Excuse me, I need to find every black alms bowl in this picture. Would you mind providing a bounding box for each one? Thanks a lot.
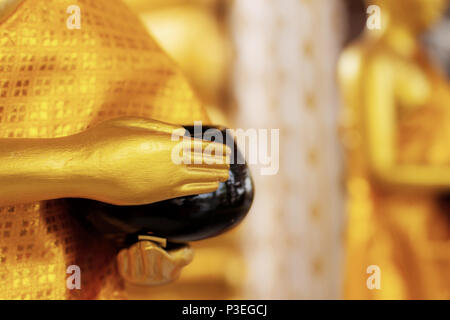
[66,125,254,247]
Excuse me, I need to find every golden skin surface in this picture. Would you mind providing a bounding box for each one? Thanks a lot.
[339,0,450,299]
[0,117,230,207]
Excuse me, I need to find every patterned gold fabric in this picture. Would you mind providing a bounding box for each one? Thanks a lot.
[0,0,207,299]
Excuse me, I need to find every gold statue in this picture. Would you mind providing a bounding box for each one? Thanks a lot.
[0,0,229,299]
[339,0,450,299]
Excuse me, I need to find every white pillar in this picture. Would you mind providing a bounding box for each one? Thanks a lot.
[231,0,347,299]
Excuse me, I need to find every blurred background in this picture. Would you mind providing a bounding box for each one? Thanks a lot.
[121,0,450,299]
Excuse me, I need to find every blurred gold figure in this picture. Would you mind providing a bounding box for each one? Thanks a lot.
[339,0,450,299]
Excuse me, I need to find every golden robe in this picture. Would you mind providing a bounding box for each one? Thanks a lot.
[0,0,208,299]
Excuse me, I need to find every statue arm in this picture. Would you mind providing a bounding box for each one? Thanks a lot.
[0,136,87,206]
[0,117,229,206]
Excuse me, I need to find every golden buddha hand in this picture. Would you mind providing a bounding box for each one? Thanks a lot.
[67,117,230,205]
[0,117,230,206]
[117,241,193,286]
